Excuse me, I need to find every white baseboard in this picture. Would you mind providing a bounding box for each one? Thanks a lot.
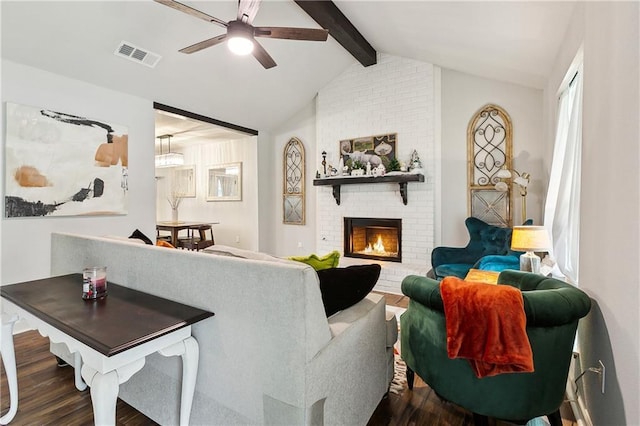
[566,352,594,426]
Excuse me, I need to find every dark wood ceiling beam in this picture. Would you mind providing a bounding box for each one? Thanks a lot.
[294,0,377,67]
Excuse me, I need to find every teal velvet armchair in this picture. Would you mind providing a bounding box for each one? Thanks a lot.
[430,217,532,280]
[400,270,591,425]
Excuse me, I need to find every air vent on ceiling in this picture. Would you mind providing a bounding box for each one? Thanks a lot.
[114,41,161,68]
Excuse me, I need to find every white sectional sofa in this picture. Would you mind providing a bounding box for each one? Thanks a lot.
[49,233,395,425]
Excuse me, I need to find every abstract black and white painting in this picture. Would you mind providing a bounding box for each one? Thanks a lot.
[4,102,129,217]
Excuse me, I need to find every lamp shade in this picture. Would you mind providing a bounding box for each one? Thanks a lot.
[155,152,184,168]
[511,226,551,252]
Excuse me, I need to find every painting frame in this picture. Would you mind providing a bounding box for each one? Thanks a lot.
[206,162,242,202]
[4,101,129,218]
[339,133,397,170]
[283,137,305,225]
[172,165,196,198]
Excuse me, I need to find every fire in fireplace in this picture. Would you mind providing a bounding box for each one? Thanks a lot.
[344,217,402,262]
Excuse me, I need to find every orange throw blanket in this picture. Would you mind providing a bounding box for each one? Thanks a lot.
[441,276,534,378]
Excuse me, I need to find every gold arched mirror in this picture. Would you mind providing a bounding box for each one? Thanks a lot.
[467,104,513,227]
[283,137,305,225]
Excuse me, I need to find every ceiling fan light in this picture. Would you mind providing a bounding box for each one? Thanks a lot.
[228,36,254,56]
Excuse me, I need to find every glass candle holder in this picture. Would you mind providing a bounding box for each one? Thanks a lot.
[82,266,107,300]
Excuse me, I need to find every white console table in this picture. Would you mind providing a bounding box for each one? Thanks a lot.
[0,274,214,425]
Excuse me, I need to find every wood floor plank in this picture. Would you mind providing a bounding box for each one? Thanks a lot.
[1,292,576,425]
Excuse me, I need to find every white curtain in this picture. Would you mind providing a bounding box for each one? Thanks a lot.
[543,66,583,284]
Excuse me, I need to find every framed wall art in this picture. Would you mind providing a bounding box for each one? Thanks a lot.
[283,137,305,225]
[4,102,128,218]
[173,165,196,198]
[467,104,513,227]
[207,162,242,201]
[339,133,396,170]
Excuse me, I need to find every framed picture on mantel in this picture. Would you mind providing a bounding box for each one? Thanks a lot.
[339,133,396,170]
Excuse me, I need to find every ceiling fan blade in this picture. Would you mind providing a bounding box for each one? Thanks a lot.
[179,34,227,54]
[254,27,328,41]
[252,40,277,69]
[237,0,261,24]
[154,0,228,28]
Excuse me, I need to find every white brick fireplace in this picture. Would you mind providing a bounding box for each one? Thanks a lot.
[315,54,438,294]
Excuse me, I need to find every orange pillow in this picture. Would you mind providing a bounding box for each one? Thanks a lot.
[464,269,499,284]
[156,240,175,249]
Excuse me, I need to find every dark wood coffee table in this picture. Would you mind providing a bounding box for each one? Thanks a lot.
[1,274,214,425]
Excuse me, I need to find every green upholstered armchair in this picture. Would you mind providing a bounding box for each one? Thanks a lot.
[400,270,591,425]
[430,217,533,280]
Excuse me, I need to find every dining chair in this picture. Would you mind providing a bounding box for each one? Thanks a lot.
[178,224,215,251]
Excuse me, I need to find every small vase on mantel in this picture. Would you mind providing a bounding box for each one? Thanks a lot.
[171,207,179,223]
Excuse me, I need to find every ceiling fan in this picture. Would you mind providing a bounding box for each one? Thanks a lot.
[154,0,329,69]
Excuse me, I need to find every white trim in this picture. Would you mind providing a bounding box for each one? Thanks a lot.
[434,65,443,247]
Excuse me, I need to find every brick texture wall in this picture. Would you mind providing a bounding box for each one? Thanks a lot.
[316,54,436,293]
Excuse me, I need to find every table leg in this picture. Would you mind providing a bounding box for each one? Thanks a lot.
[82,358,145,425]
[86,369,119,425]
[159,336,199,426]
[73,351,87,391]
[172,229,179,247]
[0,319,18,425]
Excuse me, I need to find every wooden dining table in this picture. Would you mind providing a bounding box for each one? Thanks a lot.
[156,221,218,247]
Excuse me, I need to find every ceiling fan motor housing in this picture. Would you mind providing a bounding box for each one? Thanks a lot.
[227,20,255,41]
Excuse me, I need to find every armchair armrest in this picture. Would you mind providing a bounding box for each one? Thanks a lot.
[498,270,592,326]
[401,275,443,311]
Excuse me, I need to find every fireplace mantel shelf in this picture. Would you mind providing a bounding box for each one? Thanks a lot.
[313,173,425,205]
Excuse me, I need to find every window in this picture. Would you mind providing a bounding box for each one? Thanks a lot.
[544,56,583,284]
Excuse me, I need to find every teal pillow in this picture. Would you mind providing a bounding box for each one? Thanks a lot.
[288,251,340,271]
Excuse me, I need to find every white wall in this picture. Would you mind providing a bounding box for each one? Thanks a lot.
[156,136,259,250]
[1,60,156,285]
[257,130,276,253]
[544,2,639,424]
[314,54,436,293]
[441,69,544,247]
[268,100,317,257]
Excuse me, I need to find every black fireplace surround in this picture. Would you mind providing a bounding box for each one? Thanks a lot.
[343,217,402,263]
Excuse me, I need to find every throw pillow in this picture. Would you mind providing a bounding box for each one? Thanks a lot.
[288,250,340,271]
[156,240,175,249]
[317,264,381,316]
[129,229,153,245]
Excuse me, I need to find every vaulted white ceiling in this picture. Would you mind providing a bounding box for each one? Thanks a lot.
[1,1,576,134]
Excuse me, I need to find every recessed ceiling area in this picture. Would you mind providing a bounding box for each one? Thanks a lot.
[155,109,251,152]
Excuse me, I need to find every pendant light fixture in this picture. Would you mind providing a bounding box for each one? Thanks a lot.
[155,134,184,168]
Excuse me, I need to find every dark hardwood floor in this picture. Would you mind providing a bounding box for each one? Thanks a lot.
[1,292,576,425]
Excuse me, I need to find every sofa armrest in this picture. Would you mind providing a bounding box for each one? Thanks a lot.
[401,275,443,311]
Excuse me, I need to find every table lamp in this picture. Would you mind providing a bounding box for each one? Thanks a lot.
[510,226,551,274]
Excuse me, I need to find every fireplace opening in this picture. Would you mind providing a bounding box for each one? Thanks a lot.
[344,217,402,263]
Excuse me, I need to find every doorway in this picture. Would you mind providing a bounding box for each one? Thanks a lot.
[154,103,258,248]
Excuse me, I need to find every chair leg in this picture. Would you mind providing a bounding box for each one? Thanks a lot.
[406,366,415,390]
[547,409,562,426]
[472,413,489,426]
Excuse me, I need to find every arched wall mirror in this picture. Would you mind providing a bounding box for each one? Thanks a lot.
[467,104,513,227]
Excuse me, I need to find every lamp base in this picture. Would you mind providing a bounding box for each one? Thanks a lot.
[520,251,541,274]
